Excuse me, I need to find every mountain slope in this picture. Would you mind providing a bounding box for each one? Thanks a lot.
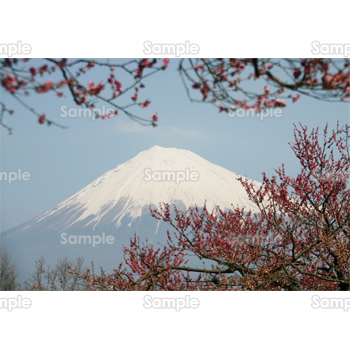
[2,145,262,283]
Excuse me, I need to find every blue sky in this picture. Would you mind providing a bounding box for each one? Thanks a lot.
[1,58,349,231]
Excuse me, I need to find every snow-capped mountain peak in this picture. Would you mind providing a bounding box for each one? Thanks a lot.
[37,145,261,230]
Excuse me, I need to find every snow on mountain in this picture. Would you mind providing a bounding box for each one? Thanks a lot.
[2,145,262,283]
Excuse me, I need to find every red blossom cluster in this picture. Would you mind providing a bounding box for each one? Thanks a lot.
[1,58,349,133]
[135,58,157,78]
[1,72,28,93]
[63,123,350,291]
[1,58,170,131]
[180,58,350,114]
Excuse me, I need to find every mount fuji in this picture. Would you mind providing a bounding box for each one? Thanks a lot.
[2,146,262,283]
